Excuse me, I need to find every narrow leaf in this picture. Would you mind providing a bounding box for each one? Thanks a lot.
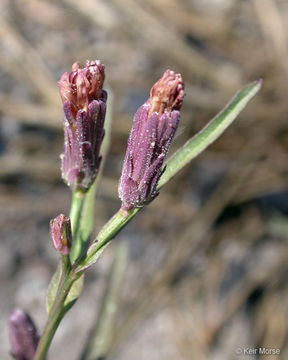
[46,263,61,313]
[63,274,84,313]
[157,79,262,189]
[80,242,128,360]
[46,263,84,314]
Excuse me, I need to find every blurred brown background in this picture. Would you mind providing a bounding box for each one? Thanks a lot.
[1,0,288,359]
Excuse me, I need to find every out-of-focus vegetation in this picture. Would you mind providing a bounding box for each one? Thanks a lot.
[1,0,288,359]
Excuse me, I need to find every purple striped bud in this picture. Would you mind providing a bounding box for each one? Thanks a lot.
[8,308,39,360]
[58,60,107,192]
[118,70,185,210]
[49,214,72,255]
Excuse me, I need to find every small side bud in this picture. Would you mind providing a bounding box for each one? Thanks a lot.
[49,214,72,255]
[118,70,185,210]
[8,308,39,360]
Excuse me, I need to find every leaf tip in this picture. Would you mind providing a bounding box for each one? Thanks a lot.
[255,78,263,87]
[250,78,263,91]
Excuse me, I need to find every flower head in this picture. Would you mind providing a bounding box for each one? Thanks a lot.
[58,60,107,192]
[149,70,184,115]
[8,308,39,360]
[49,214,72,255]
[118,70,184,210]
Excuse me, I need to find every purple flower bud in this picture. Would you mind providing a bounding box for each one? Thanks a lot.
[49,214,72,255]
[8,308,39,360]
[119,70,185,210]
[58,60,107,192]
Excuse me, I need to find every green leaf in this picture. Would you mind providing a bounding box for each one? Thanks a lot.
[157,79,262,189]
[46,263,61,313]
[80,242,128,360]
[63,274,84,313]
[46,262,84,314]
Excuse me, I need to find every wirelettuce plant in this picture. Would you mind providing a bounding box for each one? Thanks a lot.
[7,60,262,360]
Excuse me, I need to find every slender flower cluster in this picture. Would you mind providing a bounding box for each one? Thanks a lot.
[58,60,107,192]
[49,214,72,255]
[8,309,39,360]
[118,70,185,210]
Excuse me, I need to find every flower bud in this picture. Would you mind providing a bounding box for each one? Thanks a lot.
[118,70,185,210]
[8,308,39,360]
[49,214,72,255]
[58,60,107,192]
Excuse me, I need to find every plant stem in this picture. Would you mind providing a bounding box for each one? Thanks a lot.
[33,257,75,360]
[69,191,86,262]
[75,208,139,271]
[70,191,85,233]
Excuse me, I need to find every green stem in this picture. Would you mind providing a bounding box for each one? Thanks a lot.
[69,191,85,263]
[70,191,85,233]
[35,190,87,358]
[75,208,139,272]
[33,257,75,360]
